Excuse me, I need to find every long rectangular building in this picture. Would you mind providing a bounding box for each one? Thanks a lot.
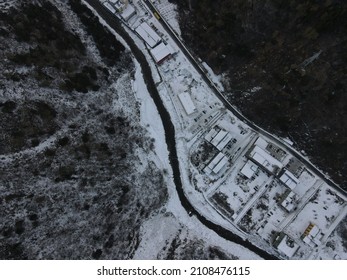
[135,22,161,48]
[120,4,136,21]
[103,1,117,14]
[178,92,196,115]
[279,170,298,190]
[204,152,228,175]
[150,42,172,64]
[205,127,232,151]
[248,145,283,175]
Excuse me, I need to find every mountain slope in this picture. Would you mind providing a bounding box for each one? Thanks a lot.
[0,0,167,259]
[174,0,347,187]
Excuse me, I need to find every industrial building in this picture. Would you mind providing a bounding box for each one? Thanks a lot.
[273,233,300,258]
[280,190,297,212]
[150,42,172,64]
[178,92,196,115]
[135,22,161,48]
[301,223,322,247]
[254,137,268,147]
[204,152,228,175]
[103,1,117,14]
[279,169,299,190]
[240,160,258,179]
[247,145,283,175]
[119,3,136,21]
[205,126,233,151]
[103,0,136,21]
[108,0,124,11]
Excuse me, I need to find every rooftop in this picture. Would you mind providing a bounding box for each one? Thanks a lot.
[178,92,196,115]
[204,152,228,175]
[205,127,233,151]
[274,233,300,258]
[281,191,297,212]
[249,145,283,174]
[135,22,161,48]
[150,42,172,64]
[240,160,258,179]
[120,3,136,21]
[279,170,299,190]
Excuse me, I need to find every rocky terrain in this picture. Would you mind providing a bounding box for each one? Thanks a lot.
[173,0,347,188]
[158,233,238,260]
[0,0,169,259]
[0,0,252,260]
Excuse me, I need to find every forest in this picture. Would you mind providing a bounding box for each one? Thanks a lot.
[174,0,347,187]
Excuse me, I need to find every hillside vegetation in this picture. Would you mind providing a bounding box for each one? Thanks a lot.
[0,0,167,259]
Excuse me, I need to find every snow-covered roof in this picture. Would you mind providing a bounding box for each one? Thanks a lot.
[213,130,228,144]
[205,127,233,151]
[240,160,258,179]
[216,133,232,150]
[109,0,123,10]
[213,155,228,174]
[178,92,196,115]
[281,191,297,212]
[150,42,172,64]
[204,152,228,175]
[103,2,116,14]
[275,234,300,258]
[279,170,299,190]
[302,223,321,246]
[309,226,320,237]
[254,137,268,149]
[249,146,283,174]
[204,127,219,142]
[135,22,161,48]
[120,4,136,21]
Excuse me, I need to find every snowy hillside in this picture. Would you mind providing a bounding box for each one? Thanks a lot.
[0,0,261,260]
[0,0,166,259]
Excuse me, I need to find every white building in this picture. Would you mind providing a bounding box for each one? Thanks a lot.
[204,152,228,175]
[150,42,172,64]
[120,4,136,21]
[273,233,300,258]
[178,92,196,115]
[204,127,219,142]
[279,170,299,190]
[103,1,117,14]
[109,0,124,11]
[240,160,258,179]
[254,136,268,148]
[103,1,136,21]
[280,191,297,212]
[302,223,322,247]
[135,22,161,48]
[248,145,283,175]
[205,127,233,151]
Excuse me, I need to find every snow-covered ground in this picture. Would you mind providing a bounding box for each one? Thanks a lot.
[86,0,264,259]
[95,0,347,259]
[151,0,181,37]
[0,0,18,11]
[131,45,261,260]
[201,62,225,92]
